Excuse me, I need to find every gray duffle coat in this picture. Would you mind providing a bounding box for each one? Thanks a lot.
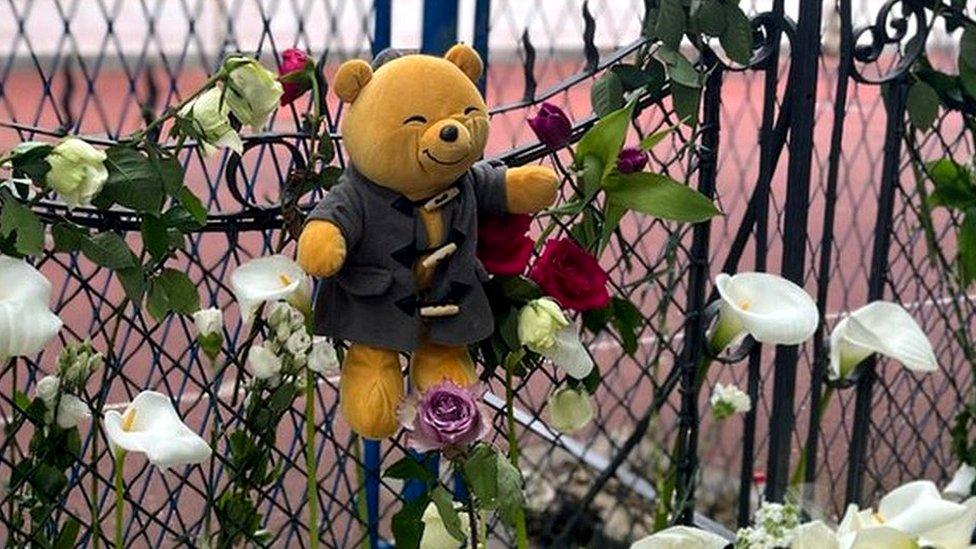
[307,161,508,352]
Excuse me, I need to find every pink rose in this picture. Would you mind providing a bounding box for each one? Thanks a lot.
[278,48,314,106]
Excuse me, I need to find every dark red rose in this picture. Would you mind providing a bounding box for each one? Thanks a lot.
[477,214,534,276]
[617,146,648,174]
[527,102,572,149]
[278,48,314,106]
[529,238,610,311]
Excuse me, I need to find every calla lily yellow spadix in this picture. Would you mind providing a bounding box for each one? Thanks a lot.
[0,256,63,359]
[829,301,938,381]
[103,391,211,470]
[230,255,312,322]
[709,272,819,354]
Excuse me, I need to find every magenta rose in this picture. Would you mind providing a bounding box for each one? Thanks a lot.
[278,48,314,106]
[527,102,572,149]
[529,238,610,311]
[400,381,490,453]
[477,214,534,276]
[617,146,648,174]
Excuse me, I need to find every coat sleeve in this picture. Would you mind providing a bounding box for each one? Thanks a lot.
[469,160,508,216]
[306,178,364,249]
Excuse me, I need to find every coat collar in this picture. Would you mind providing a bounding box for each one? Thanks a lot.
[346,164,465,216]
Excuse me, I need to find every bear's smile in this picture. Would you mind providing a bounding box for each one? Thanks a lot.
[423,149,467,166]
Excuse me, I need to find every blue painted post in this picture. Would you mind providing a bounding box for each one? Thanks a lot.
[373,0,392,57]
[422,0,460,54]
[472,0,491,95]
[364,439,382,547]
[403,451,440,501]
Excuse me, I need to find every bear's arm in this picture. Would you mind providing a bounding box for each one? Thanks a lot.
[469,160,559,215]
[297,181,363,278]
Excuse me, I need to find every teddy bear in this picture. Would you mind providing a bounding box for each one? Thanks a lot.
[297,44,560,439]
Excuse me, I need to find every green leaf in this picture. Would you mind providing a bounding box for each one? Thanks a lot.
[430,485,465,542]
[695,0,726,36]
[391,496,429,549]
[599,200,627,250]
[178,187,208,227]
[604,172,720,222]
[657,47,701,88]
[162,205,205,232]
[462,445,499,504]
[960,61,976,100]
[494,453,526,525]
[960,209,976,286]
[574,100,636,188]
[117,267,146,305]
[30,463,67,502]
[579,154,605,201]
[640,125,675,151]
[610,64,654,91]
[611,297,643,356]
[582,304,614,333]
[384,455,435,483]
[501,276,543,302]
[927,159,976,210]
[147,268,200,319]
[140,214,170,259]
[97,146,167,213]
[671,83,702,125]
[81,231,137,270]
[0,193,44,256]
[961,25,976,71]
[8,142,53,182]
[590,71,625,118]
[51,222,88,253]
[654,0,686,50]
[907,81,940,128]
[54,517,81,549]
[720,4,753,65]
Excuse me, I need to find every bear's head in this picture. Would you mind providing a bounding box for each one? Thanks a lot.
[333,44,489,200]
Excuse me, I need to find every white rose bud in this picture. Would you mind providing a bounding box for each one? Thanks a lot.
[709,383,751,421]
[178,87,243,156]
[547,387,594,434]
[222,57,284,131]
[35,375,61,405]
[45,137,108,209]
[285,330,311,357]
[192,307,223,337]
[54,394,90,429]
[307,336,340,378]
[246,345,282,379]
[518,298,570,352]
[419,501,470,549]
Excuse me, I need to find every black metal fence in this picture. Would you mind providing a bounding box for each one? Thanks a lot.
[0,0,971,547]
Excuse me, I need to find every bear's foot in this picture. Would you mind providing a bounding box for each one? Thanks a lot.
[409,342,478,391]
[339,343,404,439]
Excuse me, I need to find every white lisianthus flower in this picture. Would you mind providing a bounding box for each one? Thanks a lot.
[103,391,211,469]
[419,501,469,549]
[285,330,311,356]
[631,525,728,548]
[945,464,976,500]
[828,301,937,381]
[710,383,751,421]
[231,255,312,323]
[247,345,282,379]
[45,137,108,209]
[547,386,594,434]
[518,297,569,350]
[35,374,60,403]
[178,87,243,157]
[710,272,819,353]
[192,307,223,337]
[53,394,90,429]
[222,57,284,131]
[0,256,63,359]
[307,336,340,378]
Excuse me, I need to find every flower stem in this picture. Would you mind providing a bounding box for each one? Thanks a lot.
[305,369,319,549]
[467,494,479,549]
[504,357,530,549]
[130,71,225,143]
[113,450,126,549]
[789,387,834,489]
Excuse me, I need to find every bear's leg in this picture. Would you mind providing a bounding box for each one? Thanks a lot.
[340,343,404,439]
[409,342,478,391]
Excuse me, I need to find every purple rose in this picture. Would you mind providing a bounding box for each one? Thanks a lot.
[278,48,314,106]
[617,146,648,174]
[527,102,572,149]
[399,381,490,453]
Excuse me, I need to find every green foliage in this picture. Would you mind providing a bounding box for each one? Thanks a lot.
[0,190,44,256]
[591,71,625,118]
[907,81,940,128]
[604,172,721,222]
[924,158,976,286]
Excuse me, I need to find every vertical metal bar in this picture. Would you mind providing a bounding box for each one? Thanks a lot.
[473,0,491,96]
[845,79,909,506]
[802,0,855,496]
[372,0,392,57]
[364,440,381,547]
[764,0,823,502]
[674,58,723,525]
[737,0,785,525]
[422,0,460,54]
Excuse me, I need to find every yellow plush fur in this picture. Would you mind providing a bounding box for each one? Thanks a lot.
[298,44,559,439]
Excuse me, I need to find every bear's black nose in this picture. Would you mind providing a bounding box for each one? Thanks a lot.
[439,125,459,142]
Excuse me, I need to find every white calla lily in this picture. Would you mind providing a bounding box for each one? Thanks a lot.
[230,255,312,322]
[103,391,211,469]
[0,256,63,359]
[710,272,819,352]
[792,520,840,549]
[630,525,728,549]
[945,464,976,500]
[828,301,937,381]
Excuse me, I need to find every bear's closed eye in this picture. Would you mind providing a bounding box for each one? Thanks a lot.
[464,106,479,115]
[403,114,427,125]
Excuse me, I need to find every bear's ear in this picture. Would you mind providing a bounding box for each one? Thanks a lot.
[444,44,483,84]
[334,59,373,103]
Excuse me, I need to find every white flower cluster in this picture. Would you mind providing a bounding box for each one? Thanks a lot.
[246,301,339,382]
[710,382,751,421]
[56,340,104,389]
[33,342,104,429]
[734,500,800,549]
